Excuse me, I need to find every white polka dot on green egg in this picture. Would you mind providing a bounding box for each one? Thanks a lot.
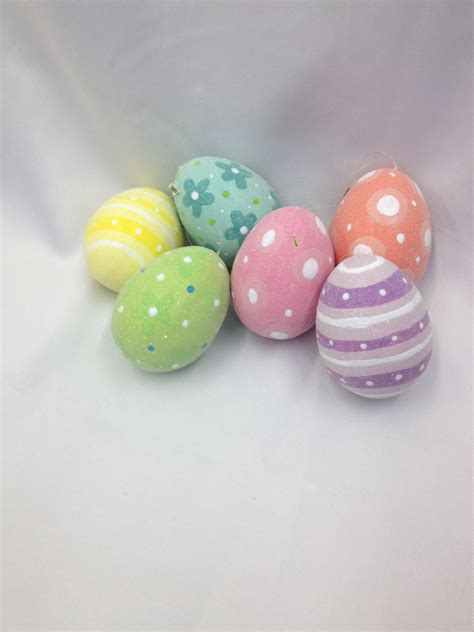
[112,246,230,372]
[170,157,281,267]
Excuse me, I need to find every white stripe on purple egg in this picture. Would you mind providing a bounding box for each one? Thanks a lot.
[316,254,432,399]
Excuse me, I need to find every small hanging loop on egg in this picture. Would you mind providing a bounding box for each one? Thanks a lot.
[350,151,399,184]
[168,182,180,197]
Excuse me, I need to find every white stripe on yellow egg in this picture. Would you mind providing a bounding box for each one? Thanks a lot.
[84,187,183,292]
[86,239,145,265]
[100,203,177,248]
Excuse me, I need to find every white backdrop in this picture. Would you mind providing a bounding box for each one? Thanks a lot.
[2,1,472,630]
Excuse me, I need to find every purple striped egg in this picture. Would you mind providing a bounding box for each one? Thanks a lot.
[316,254,432,399]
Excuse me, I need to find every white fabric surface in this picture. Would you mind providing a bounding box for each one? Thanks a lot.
[2,1,472,630]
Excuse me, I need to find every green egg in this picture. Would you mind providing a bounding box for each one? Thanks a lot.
[171,156,281,267]
[112,246,230,372]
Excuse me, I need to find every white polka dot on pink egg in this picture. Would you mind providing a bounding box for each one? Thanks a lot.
[231,206,334,340]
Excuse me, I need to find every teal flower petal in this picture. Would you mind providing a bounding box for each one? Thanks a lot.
[224,226,240,241]
[181,178,214,218]
[183,179,195,194]
[230,210,244,227]
[201,191,215,205]
[225,210,257,246]
[197,178,210,193]
[215,160,253,190]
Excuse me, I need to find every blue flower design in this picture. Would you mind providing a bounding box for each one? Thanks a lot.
[224,210,257,246]
[182,178,215,218]
[215,160,252,190]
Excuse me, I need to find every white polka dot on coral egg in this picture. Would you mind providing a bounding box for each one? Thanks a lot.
[248,288,258,304]
[285,309,293,317]
[389,172,396,177]
[302,258,319,279]
[213,299,220,308]
[357,170,376,183]
[261,229,275,247]
[376,194,400,216]
[353,244,373,255]
[243,255,248,263]
[347,223,352,232]
[270,332,288,340]
[424,228,432,247]
[416,255,421,264]
[148,306,158,317]
[182,319,189,328]
[342,292,350,301]
[183,256,192,263]
[329,256,333,264]
[396,233,405,244]
[411,200,417,207]
[315,216,327,234]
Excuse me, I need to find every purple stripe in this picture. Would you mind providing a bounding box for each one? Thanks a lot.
[320,270,413,309]
[328,352,432,389]
[317,312,430,352]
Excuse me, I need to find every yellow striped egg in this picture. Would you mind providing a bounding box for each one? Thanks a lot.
[84,187,184,292]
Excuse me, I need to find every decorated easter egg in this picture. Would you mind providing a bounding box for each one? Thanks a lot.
[112,246,229,372]
[84,187,184,292]
[231,206,334,340]
[329,169,432,281]
[316,254,432,398]
[170,156,281,267]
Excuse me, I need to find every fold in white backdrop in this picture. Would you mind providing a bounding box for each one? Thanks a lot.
[2,2,472,630]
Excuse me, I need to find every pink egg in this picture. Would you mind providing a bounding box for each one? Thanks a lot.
[231,206,334,339]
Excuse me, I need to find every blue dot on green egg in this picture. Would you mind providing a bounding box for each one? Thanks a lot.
[147,344,155,352]
[201,342,208,349]
[187,285,195,294]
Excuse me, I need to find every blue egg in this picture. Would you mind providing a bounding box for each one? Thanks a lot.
[170,156,281,267]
